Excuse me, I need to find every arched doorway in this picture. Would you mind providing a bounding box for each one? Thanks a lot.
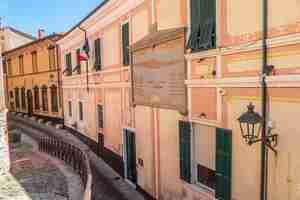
[27,90,33,116]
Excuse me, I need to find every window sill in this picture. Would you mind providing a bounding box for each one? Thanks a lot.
[184,183,215,199]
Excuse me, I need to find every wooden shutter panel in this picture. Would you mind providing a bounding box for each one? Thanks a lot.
[179,121,191,183]
[122,23,130,66]
[95,38,102,71]
[216,128,232,200]
[187,0,216,51]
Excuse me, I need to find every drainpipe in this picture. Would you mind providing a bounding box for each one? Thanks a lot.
[55,44,64,124]
[261,0,270,199]
[78,27,89,93]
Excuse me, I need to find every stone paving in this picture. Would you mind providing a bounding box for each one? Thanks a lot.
[0,129,83,200]
[10,114,147,200]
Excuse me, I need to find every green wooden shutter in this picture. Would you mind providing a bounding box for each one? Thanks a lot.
[94,38,102,71]
[179,121,191,183]
[122,23,130,66]
[216,128,232,200]
[188,0,216,51]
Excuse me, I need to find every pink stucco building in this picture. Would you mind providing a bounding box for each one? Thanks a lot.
[58,0,300,200]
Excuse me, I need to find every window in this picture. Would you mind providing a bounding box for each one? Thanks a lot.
[32,51,38,73]
[34,86,40,110]
[41,85,48,111]
[94,38,102,71]
[79,101,83,121]
[48,47,56,69]
[64,53,72,76]
[97,105,103,129]
[179,121,232,200]
[21,87,26,110]
[7,59,12,76]
[122,23,130,66]
[192,124,216,191]
[73,48,81,74]
[9,91,13,98]
[50,85,58,112]
[2,59,7,74]
[187,0,216,52]
[68,101,72,117]
[14,88,20,109]
[19,55,24,74]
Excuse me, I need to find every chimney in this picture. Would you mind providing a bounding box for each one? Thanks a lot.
[38,28,45,39]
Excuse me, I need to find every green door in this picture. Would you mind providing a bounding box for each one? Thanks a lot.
[216,128,232,200]
[124,129,137,184]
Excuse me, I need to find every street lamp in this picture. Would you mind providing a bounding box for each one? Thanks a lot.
[238,103,262,145]
[237,102,278,152]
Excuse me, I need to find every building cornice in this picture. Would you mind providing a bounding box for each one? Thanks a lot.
[185,75,300,88]
[185,32,300,60]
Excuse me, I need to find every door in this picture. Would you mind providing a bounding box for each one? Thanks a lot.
[123,129,137,185]
[27,90,33,116]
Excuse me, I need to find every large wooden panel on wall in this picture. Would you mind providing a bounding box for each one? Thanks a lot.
[132,31,187,114]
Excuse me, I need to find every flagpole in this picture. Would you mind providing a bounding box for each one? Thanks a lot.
[79,27,89,93]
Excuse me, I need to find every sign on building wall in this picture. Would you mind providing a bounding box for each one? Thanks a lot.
[131,28,187,114]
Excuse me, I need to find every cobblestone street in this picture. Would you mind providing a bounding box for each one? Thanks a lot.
[0,130,83,200]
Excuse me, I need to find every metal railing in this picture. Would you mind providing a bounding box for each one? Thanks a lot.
[38,136,92,199]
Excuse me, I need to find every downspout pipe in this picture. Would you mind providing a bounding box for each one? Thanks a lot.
[78,27,90,93]
[55,44,64,124]
[261,0,269,199]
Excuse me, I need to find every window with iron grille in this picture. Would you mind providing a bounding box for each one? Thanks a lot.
[187,0,216,52]
[41,85,48,111]
[79,101,83,121]
[34,86,40,110]
[21,87,26,110]
[50,85,58,112]
[14,88,20,109]
[97,105,103,129]
[94,38,102,71]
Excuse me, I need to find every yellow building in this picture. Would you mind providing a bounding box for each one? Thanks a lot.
[3,32,64,121]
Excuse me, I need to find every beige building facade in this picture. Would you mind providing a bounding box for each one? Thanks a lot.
[3,33,64,121]
[0,27,35,172]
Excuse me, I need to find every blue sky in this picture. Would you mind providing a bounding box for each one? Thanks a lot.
[0,0,104,37]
